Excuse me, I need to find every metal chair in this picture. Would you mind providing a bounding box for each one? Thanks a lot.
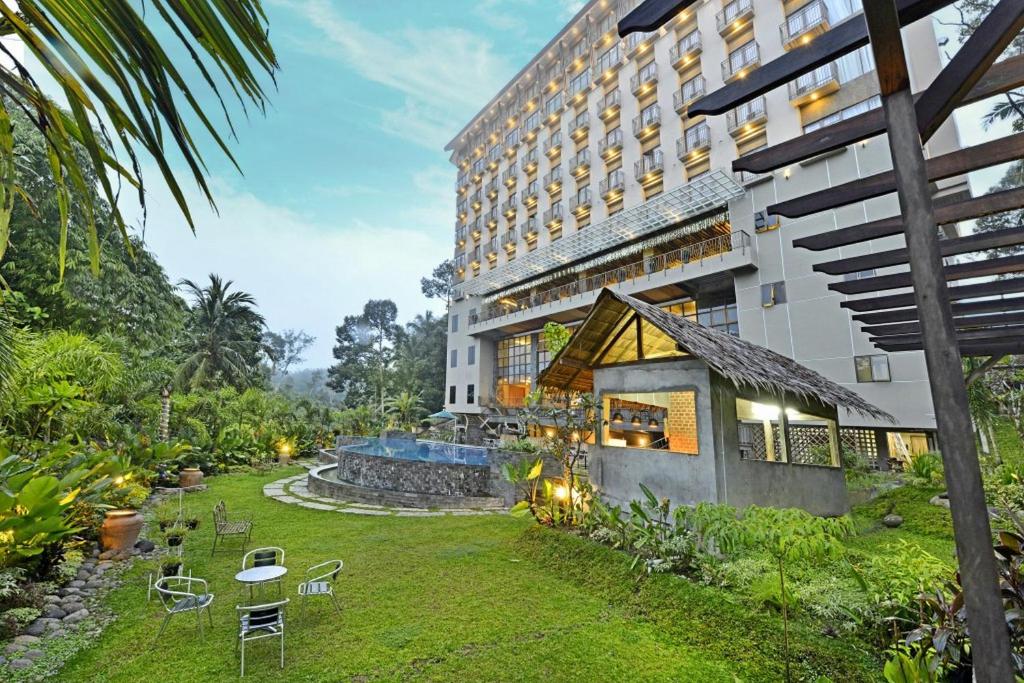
[297,560,343,618]
[236,599,289,677]
[154,576,214,641]
[242,547,286,596]
[212,500,253,556]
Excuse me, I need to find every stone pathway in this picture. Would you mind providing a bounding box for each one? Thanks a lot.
[263,473,506,517]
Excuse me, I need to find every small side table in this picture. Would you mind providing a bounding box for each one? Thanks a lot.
[235,565,287,602]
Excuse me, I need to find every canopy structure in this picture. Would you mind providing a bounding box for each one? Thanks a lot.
[427,410,457,421]
[538,289,892,421]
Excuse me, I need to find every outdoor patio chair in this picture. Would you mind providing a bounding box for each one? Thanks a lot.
[236,599,289,677]
[153,576,214,642]
[212,500,253,556]
[297,560,343,618]
[242,547,286,596]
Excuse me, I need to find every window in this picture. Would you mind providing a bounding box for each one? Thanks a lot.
[467,384,475,405]
[754,210,780,233]
[664,296,739,336]
[602,391,699,454]
[451,314,459,333]
[804,95,882,133]
[505,129,520,148]
[855,355,891,383]
[761,282,786,307]
[468,345,476,366]
[545,92,563,117]
[639,102,659,126]
[450,349,458,368]
[843,269,876,281]
[569,70,590,95]
[449,385,456,404]
[596,44,620,72]
[736,398,840,467]
[525,110,541,131]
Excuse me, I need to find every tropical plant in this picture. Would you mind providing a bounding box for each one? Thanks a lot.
[502,457,544,518]
[542,322,572,357]
[906,452,944,486]
[177,274,267,390]
[384,390,424,431]
[0,454,84,569]
[0,1,278,275]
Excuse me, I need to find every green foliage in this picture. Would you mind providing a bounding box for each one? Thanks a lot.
[542,322,572,357]
[906,452,944,487]
[500,438,538,454]
[0,455,84,567]
[384,390,424,431]
[328,299,401,409]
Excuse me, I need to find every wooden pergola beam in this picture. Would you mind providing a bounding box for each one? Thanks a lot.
[617,0,699,35]
[840,276,1024,312]
[852,296,1024,324]
[829,254,1024,295]
[861,311,1024,336]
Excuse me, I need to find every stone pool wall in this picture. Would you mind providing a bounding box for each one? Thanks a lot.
[332,446,493,497]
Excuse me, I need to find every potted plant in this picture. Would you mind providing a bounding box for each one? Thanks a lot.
[99,480,149,553]
[184,516,200,530]
[165,529,186,548]
[178,467,204,488]
[160,557,182,577]
[157,514,176,532]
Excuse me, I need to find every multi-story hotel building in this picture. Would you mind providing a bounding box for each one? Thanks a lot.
[443,0,965,460]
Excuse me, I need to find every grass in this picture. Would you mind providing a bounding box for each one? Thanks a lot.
[59,466,882,682]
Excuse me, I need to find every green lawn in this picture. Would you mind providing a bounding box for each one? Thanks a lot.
[58,467,883,682]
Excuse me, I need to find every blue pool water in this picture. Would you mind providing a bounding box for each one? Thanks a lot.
[341,437,489,466]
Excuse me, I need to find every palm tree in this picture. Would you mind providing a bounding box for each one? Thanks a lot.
[176,274,265,390]
[384,391,424,432]
[0,2,278,275]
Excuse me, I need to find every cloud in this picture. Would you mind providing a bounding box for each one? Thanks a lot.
[274,0,516,149]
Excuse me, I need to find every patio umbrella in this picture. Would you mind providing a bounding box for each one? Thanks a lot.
[427,410,457,422]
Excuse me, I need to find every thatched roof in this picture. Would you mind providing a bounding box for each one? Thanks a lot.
[537,289,894,421]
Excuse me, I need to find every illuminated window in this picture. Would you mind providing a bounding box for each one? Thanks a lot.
[602,391,698,454]
[497,334,533,407]
[855,355,891,383]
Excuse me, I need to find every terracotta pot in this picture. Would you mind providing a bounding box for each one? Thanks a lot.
[99,509,144,553]
[278,453,291,466]
[178,468,204,488]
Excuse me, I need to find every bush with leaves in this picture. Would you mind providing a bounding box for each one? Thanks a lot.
[906,452,944,487]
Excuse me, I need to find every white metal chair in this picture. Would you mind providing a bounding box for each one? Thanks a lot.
[154,576,214,641]
[242,547,286,596]
[297,560,343,618]
[236,599,289,677]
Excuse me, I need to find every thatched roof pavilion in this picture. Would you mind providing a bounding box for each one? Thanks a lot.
[537,289,893,422]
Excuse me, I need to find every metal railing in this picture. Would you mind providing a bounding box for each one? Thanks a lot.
[543,167,563,190]
[501,198,517,215]
[721,42,760,81]
[674,76,706,112]
[520,148,539,172]
[520,217,538,239]
[780,1,829,47]
[788,63,839,100]
[502,168,517,186]
[544,131,562,156]
[570,148,591,174]
[568,111,590,137]
[599,169,626,197]
[632,107,662,137]
[599,128,624,156]
[630,62,659,93]
[501,230,517,248]
[726,95,767,132]
[716,0,754,33]
[570,187,592,213]
[678,124,711,158]
[598,90,621,119]
[473,231,751,324]
[634,149,664,181]
[670,31,702,65]
[543,204,564,226]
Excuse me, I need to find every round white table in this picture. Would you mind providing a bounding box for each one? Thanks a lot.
[235,565,287,601]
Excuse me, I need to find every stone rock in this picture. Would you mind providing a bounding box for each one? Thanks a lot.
[21,621,46,637]
[8,658,33,670]
[134,540,155,553]
[930,494,951,510]
[43,595,61,605]
[84,580,103,590]
[49,628,65,638]
[883,514,904,528]
[68,580,85,589]
[76,569,91,581]
[0,655,6,666]
[42,606,66,619]
[98,550,118,561]
[13,635,40,645]
[23,649,44,660]
[97,560,114,570]
[63,609,89,624]
[4,643,24,655]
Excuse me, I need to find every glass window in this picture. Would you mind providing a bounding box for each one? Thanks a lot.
[761,282,786,307]
[451,314,459,333]
[666,295,738,336]
[804,95,881,133]
[450,349,458,368]
[496,334,533,407]
[467,384,475,405]
[449,385,456,404]
[855,354,891,382]
[468,345,476,366]
[597,44,620,72]
[602,391,699,454]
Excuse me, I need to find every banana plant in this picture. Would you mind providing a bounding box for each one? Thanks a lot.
[0,454,84,567]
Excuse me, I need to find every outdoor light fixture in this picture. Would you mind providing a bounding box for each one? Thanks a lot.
[648,417,659,428]
[612,411,624,423]
[631,414,642,426]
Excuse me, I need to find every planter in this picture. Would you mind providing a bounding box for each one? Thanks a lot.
[178,468,204,488]
[166,534,185,548]
[161,562,182,577]
[278,454,291,466]
[185,519,200,530]
[99,509,144,553]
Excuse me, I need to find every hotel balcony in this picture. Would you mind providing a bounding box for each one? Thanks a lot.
[599,128,625,160]
[501,230,517,249]
[721,43,761,83]
[673,76,706,113]
[485,207,499,230]
[568,112,590,142]
[454,254,467,274]
[788,63,840,106]
[570,148,591,178]
[630,63,659,96]
[520,216,538,241]
[485,178,499,200]
[780,1,830,50]
[734,169,770,186]
[677,125,711,163]
[543,167,563,194]
[632,108,661,140]
[544,131,562,159]
[455,225,467,247]
[634,149,664,184]
[457,202,468,220]
[469,230,757,330]
[470,191,482,211]
[504,133,520,157]
[469,246,481,265]
[501,198,517,218]
[520,148,539,174]
[598,90,621,122]
[669,31,702,70]
[570,187,592,215]
[625,30,656,59]
[592,52,623,86]
[726,96,767,138]
[502,168,518,188]
[523,81,541,105]
[521,116,542,144]
[543,203,564,229]
[487,151,501,172]
[520,182,539,207]
[486,237,499,259]
[599,170,626,200]
[470,217,483,241]
[716,0,754,37]
[456,173,469,194]
[470,161,486,182]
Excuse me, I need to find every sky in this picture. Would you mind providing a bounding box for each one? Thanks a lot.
[122,2,1005,371]
[131,1,587,369]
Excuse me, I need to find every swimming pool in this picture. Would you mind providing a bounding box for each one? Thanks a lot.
[341,437,490,466]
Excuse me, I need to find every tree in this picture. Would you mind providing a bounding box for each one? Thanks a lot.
[393,311,447,412]
[420,259,456,309]
[0,1,278,273]
[176,274,266,391]
[263,329,315,375]
[384,390,424,431]
[328,300,401,410]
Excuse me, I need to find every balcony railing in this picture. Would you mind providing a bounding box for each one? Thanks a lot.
[721,42,761,82]
[543,204,564,227]
[520,217,538,240]
[473,231,752,324]
[600,170,626,198]
[570,187,592,214]
[598,90,622,121]
[501,198,517,217]
[673,76,706,112]
[788,62,840,105]
[568,111,590,140]
[734,169,769,186]
[543,167,563,192]
[520,183,539,206]
[716,0,754,35]
[520,148,539,173]
[625,30,656,58]
[632,107,661,138]
[669,31,702,69]
[677,125,711,160]
[570,148,591,176]
[470,191,482,210]
[780,1,830,50]
[455,226,467,246]
[486,237,499,257]
[501,230,517,248]
[457,202,468,219]
[470,217,483,239]
[726,96,767,136]
[485,207,499,229]
[456,173,469,192]
[634,149,664,182]
[630,63,659,95]
[599,128,625,158]
[544,131,562,158]
[485,179,499,198]
[469,246,481,264]
[502,168,517,187]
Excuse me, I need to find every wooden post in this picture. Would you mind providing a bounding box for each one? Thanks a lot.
[863,1,1013,677]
